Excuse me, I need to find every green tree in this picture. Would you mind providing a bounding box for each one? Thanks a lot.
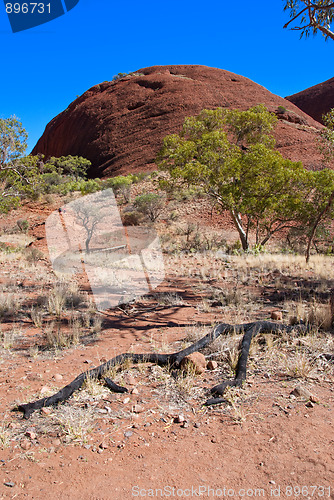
[134,193,164,222]
[283,0,334,41]
[0,117,39,212]
[157,105,311,251]
[44,155,91,180]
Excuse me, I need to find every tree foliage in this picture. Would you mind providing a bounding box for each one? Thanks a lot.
[283,0,334,41]
[157,105,313,250]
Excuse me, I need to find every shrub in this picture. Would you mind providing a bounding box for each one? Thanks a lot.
[134,193,164,222]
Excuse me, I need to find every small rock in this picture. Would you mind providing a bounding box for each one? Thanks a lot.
[263,372,271,379]
[131,388,139,395]
[305,401,314,408]
[181,422,189,428]
[124,431,133,438]
[20,439,31,450]
[144,423,151,428]
[52,438,61,447]
[271,311,282,321]
[53,374,63,382]
[291,384,318,402]
[4,482,15,488]
[194,422,201,428]
[25,429,36,440]
[124,375,137,385]
[174,415,185,424]
[27,373,42,381]
[269,480,276,485]
[123,397,130,404]
[133,404,144,413]
[99,441,108,449]
[207,360,218,370]
[180,352,206,375]
[84,359,92,364]
[40,386,51,395]
[211,437,217,443]
[8,422,19,429]
[97,448,104,454]
[41,407,52,415]
[132,423,140,429]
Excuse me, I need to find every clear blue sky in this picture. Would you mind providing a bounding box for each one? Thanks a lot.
[0,0,333,152]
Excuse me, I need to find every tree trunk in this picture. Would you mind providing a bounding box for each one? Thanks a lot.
[230,209,248,251]
[306,190,334,263]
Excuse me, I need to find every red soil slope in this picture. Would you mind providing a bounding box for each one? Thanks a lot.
[32,65,323,178]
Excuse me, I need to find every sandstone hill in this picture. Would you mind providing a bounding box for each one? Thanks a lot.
[286,76,334,125]
[32,65,324,178]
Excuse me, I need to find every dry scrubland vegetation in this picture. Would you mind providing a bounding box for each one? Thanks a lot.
[0,175,333,453]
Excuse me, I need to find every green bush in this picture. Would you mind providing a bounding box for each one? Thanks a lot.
[134,193,164,222]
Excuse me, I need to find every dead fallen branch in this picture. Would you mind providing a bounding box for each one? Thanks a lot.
[14,321,308,419]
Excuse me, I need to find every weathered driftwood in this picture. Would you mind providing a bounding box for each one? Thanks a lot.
[14,321,307,419]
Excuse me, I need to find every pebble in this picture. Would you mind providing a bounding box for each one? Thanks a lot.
[40,386,51,395]
[41,407,52,415]
[174,415,185,424]
[207,360,218,370]
[20,439,31,450]
[123,397,130,404]
[4,482,15,488]
[124,431,133,438]
[25,429,36,440]
[133,404,144,413]
[131,388,139,395]
[54,374,63,382]
[194,423,201,428]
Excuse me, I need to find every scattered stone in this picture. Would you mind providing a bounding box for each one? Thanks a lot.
[99,442,108,449]
[131,388,139,395]
[124,431,133,438]
[124,375,137,385]
[84,359,92,364]
[133,404,144,413]
[97,448,104,454]
[271,311,282,321]
[41,407,52,415]
[211,437,217,443]
[269,480,276,485]
[53,374,63,382]
[181,422,189,428]
[27,373,42,381]
[194,422,201,428]
[180,352,206,374]
[123,397,130,404]
[174,415,185,424]
[291,384,318,402]
[305,401,314,408]
[4,482,15,488]
[132,423,140,429]
[83,444,91,450]
[207,360,218,370]
[144,423,151,428]
[20,439,31,450]
[40,386,51,395]
[52,439,61,447]
[263,373,271,379]
[25,429,36,440]
[8,422,19,429]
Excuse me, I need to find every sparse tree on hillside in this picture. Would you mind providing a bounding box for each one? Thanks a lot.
[157,105,313,251]
[283,0,334,41]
